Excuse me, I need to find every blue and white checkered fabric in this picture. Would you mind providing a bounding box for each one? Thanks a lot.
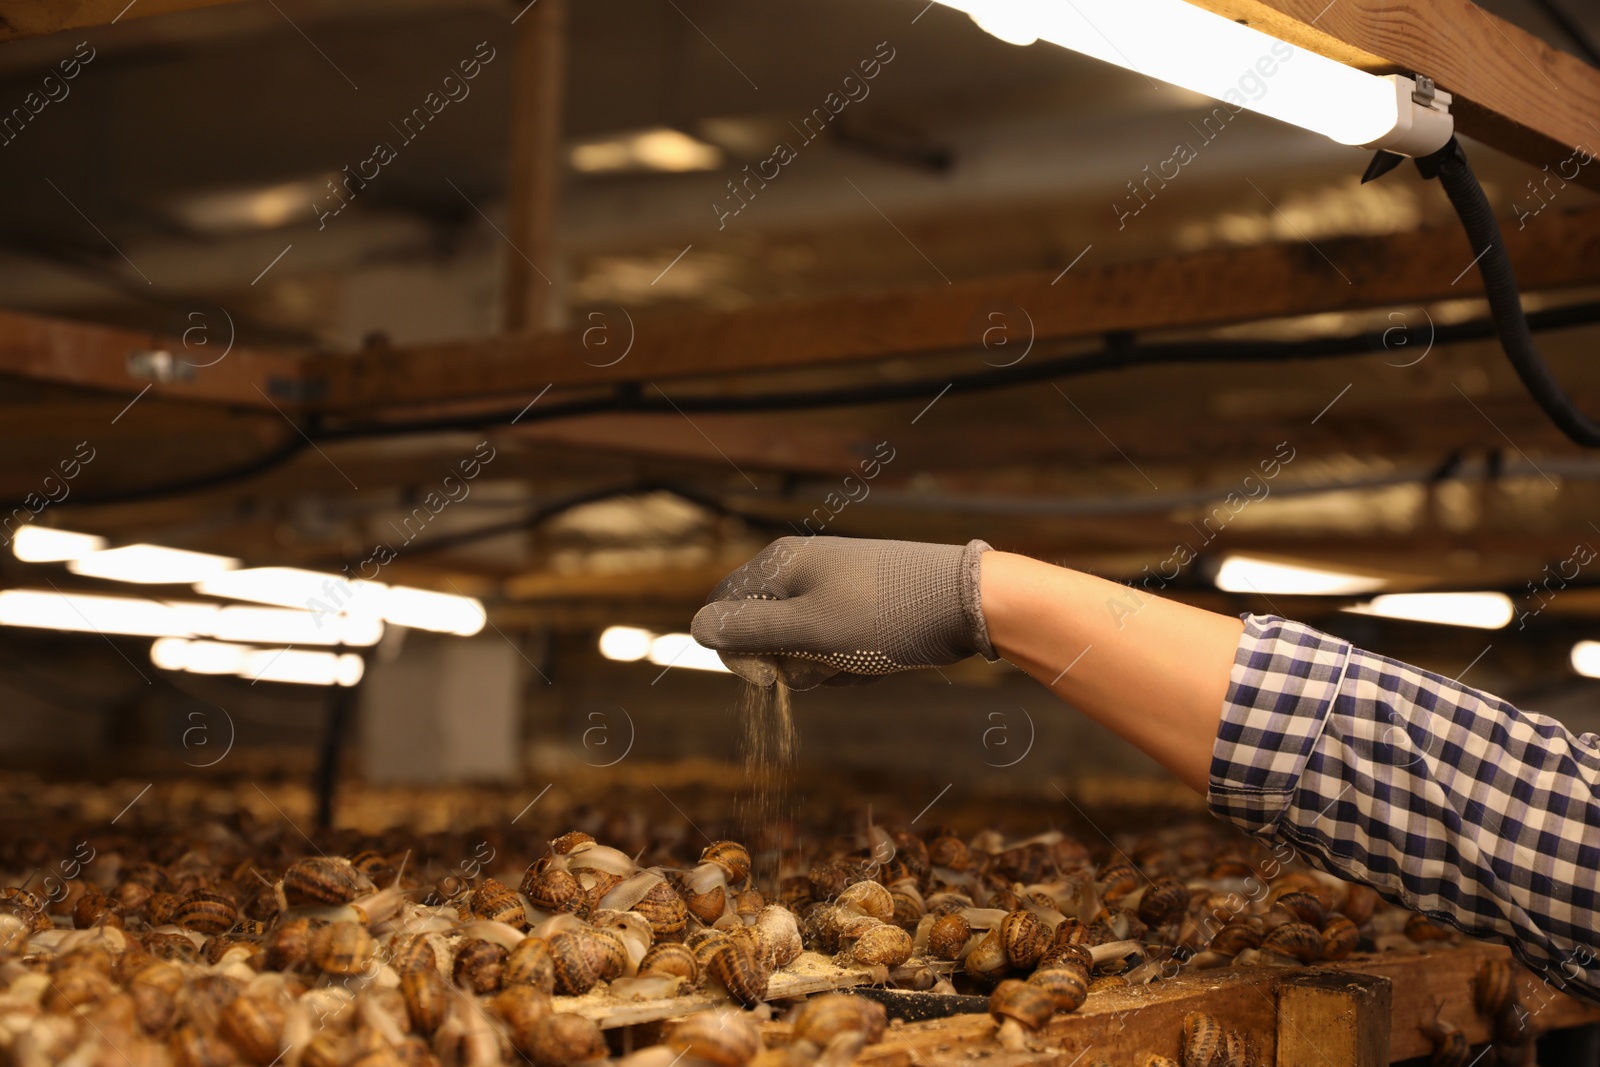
[1209,614,1600,1002]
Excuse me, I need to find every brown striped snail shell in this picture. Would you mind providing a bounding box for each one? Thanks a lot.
[45,966,113,1013]
[1271,890,1328,929]
[1261,921,1323,964]
[803,903,846,953]
[129,962,183,1036]
[311,920,376,976]
[1209,922,1263,958]
[836,880,894,922]
[1421,1005,1469,1067]
[1000,910,1046,969]
[495,984,554,1051]
[733,887,765,924]
[551,830,596,855]
[1141,1057,1181,1067]
[453,937,508,994]
[1180,1010,1222,1067]
[1038,943,1093,974]
[505,934,557,992]
[793,994,888,1047]
[301,1032,343,1067]
[849,923,913,968]
[549,930,602,995]
[701,841,753,887]
[1094,863,1139,903]
[686,883,729,925]
[282,856,372,906]
[523,864,584,914]
[522,1011,608,1067]
[632,879,688,940]
[668,1010,762,1067]
[1028,966,1088,1014]
[927,913,970,961]
[1051,917,1090,949]
[218,994,286,1066]
[170,1024,237,1067]
[586,926,629,982]
[471,877,527,929]
[964,929,1010,983]
[203,935,264,969]
[1406,913,1452,943]
[927,834,972,872]
[390,933,437,976]
[400,966,449,1037]
[639,941,699,984]
[147,892,181,928]
[1340,883,1379,926]
[73,889,125,930]
[889,880,925,930]
[705,936,770,1006]
[264,916,324,971]
[1319,914,1359,961]
[349,849,392,883]
[1474,959,1515,1017]
[143,929,200,963]
[1137,877,1190,928]
[989,978,1054,1031]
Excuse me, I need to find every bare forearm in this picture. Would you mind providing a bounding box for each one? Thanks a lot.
[979,551,1243,792]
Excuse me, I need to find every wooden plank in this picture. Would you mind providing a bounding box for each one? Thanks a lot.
[1183,0,1600,191]
[1179,0,1595,165]
[0,306,303,410]
[1276,971,1391,1067]
[309,206,1600,410]
[500,0,565,333]
[0,0,242,41]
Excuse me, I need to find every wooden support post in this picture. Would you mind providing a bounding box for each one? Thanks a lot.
[0,0,244,42]
[1276,970,1391,1067]
[501,0,566,333]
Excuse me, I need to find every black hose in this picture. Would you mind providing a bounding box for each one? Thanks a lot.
[1417,137,1600,448]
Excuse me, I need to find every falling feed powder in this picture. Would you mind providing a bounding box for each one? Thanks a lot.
[734,679,797,882]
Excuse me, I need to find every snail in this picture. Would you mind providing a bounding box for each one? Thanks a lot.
[521,1010,608,1067]
[989,978,1054,1051]
[1028,965,1088,1014]
[668,1009,763,1067]
[1420,1001,1471,1067]
[1474,958,1515,1017]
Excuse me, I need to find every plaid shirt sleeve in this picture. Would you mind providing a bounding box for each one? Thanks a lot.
[1208,614,1600,1002]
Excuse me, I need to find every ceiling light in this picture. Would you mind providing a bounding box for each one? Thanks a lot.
[196,567,385,616]
[1215,556,1387,596]
[209,605,383,647]
[646,632,731,674]
[69,544,240,585]
[12,527,106,563]
[152,638,364,686]
[1571,642,1600,679]
[380,586,487,637]
[0,590,217,638]
[599,625,654,662]
[170,177,327,235]
[1344,593,1514,630]
[571,128,724,174]
[932,0,1453,155]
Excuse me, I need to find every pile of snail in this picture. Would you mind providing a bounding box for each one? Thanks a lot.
[0,811,1507,1067]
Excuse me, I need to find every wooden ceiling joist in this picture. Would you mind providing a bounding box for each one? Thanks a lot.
[0,0,243,42]
[2,207,1597,414]
[1186,0,1600,190]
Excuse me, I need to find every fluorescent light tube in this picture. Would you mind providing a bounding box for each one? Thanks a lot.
[1215,556,1387,596]
[196,567,385,616]
[933,0,1453,155]
[12,527,106,563]
[69,544,240,585]
[646,632,731,674]
[571,128,723,174]
[209,605,383,647]
[1344,593,1514,630]
[599,626,654,662]
[0,590,217,637]
[380,586,487,637]
[152,638,364,686]
[1571,641,1600,679]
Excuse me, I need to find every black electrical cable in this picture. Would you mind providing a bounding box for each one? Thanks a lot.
[1417,137,1600,448]
[26,297,1600,510]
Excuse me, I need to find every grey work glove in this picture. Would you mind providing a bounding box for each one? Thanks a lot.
[690,536,998,689]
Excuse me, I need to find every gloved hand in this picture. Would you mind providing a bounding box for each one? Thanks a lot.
[690,536,998,689]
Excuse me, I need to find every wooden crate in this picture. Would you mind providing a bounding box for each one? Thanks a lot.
[745,944,1600,1067]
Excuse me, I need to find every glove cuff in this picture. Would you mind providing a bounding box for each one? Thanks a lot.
[961,539,998,661]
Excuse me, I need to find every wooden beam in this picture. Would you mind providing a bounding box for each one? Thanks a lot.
[0,307,303,410]
[500,0,566,333]
[0,0,243,41]
[1276,971,1391,1067]
[1183,0,1600,191]
[310,205,1600,411]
